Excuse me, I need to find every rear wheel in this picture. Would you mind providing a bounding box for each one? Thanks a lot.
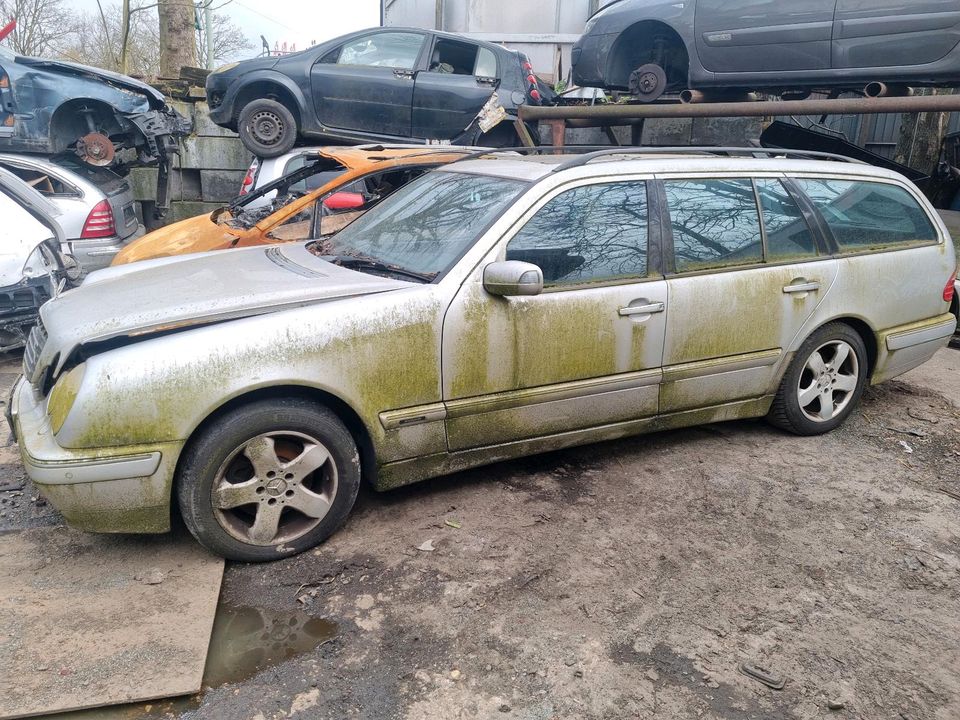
[177,399,361,561]
[767,323,868,435]
[237,98,298,158]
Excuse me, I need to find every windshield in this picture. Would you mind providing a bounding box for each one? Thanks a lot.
[318,171,527,279]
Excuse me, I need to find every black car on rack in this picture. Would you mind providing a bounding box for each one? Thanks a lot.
[206,27,552,157]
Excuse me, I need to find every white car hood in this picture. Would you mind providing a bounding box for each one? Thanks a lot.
[30,243,409,382]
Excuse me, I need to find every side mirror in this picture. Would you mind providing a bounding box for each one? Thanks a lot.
[483,260,543,297]
[323,191,365,210]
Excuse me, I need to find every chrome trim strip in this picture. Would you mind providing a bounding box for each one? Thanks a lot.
[445,368,662,419]
[379,403,447,430]
[24,451,162,485]
[662,348,782,383]
[886,318,956,351]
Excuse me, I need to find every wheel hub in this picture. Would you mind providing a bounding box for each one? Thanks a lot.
[797,340,859,423]
[265,477,288,497]
[75,132,115,166]
[251,111,283,145]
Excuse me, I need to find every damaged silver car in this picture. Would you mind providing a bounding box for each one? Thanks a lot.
[9,149,957,561]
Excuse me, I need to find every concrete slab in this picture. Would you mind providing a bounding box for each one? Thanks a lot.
[0,527,223,719]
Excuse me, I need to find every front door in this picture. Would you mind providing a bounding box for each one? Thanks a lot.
[442,179,668,452]
[658,175,838,413]
[0,62,13,137]
[412,39,500,140]
[310,31,426,137]
[694,0,837,73]
[833,0,960,68]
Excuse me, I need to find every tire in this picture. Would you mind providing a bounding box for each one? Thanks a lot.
[176,398,361,562]
[237,98,298,158]
[767,323,868,436]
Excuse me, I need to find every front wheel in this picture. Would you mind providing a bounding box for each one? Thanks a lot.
[767,323,868,435]
[237,98,298,158]
[177,399,361,561]
[628,63,668,102]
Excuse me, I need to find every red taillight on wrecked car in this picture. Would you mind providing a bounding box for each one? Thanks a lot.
[944,270,957,302]
[238,158,259,196]
[80,200,115,239]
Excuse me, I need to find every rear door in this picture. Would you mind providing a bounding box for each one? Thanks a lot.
[309,31,427,137]
[412,38,499,140]
[657,174,838,413]
[832,0,960,68]
[694,0,837,73]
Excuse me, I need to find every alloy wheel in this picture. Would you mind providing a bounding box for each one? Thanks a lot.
[797,340,859,423]
[211,431,338,546]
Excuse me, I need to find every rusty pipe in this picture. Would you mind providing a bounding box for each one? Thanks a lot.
[520,92,960,122]
[680,89,758,104]
[864,82,914,98]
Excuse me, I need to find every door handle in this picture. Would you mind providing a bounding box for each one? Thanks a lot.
[619,301,665,317]
[783,281,820,294]
[393,68,415,79]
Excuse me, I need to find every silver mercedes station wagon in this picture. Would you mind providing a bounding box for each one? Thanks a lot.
[10,149,957,561]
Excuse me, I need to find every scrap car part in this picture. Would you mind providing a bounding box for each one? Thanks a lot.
[75,132,115,167]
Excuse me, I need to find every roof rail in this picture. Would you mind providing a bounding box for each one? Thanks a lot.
[442,145,868,170]
[548,146,869,172]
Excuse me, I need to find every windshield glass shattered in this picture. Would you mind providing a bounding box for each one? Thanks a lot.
[311,171,527,281]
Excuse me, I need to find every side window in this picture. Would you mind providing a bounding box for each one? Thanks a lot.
[506,181,649,285]
[338,33,424,70]
[267,200,320,242]
[794,178,938,250]
[0,164,77,196]
[281,156,346,194]
[664,179,762,272]
[755,179,818,260]
[430,39,482,75]
[474,47,498,78]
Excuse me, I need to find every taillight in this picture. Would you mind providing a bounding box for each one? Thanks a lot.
[944,270,957,302]
[239,159,259,195]
[529,88,541,102]
[80,200,115,239]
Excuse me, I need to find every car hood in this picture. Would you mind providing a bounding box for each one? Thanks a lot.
[32,243,409,380]
[111,212,237,265]
[14,56,167,107]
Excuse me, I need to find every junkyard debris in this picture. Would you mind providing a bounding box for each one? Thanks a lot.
[417,539,436,552]
[135,568,165,585]
[738,662,786,690]
[827,699,847,710]
[444,519,462,529]
[899,440,914,454]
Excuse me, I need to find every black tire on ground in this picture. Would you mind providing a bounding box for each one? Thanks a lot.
[176,398,361,562]
[767,322,869,436]
[237,98,298,158]
[628,63,668,102]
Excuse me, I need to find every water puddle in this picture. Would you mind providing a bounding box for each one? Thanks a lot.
[46,604,337,719]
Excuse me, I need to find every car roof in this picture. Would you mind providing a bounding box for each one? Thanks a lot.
[266,144,492,172]
[438,151,916,185]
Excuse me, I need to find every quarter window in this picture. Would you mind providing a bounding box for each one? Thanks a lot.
[475,47,497,77]
[506,181,649,285]
[755,179,818,260]
[794,178,938,250]
[664,179,762,272]
[338,33,424,70]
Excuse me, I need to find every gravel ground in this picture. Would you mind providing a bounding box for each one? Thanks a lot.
[2,349,959,720]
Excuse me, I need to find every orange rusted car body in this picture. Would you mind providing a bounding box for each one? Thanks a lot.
[112,145,476,266]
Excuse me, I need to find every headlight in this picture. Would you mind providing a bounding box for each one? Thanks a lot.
[22,243,55,279]
[47,363,86,434]
[212,62,239,75]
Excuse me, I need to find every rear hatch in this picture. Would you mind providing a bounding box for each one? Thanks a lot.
[55,159,139,240]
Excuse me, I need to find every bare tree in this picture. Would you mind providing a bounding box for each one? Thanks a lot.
[157,0,195,76]
[59,4,159,77]
[0,0,76,56]
[196,12,252,68]
[894,88,954,174]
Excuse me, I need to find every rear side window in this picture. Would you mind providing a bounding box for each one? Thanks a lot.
[506,181,649,285]
[755,179,818,260]
[664,179,762,272]
[475,47,498,77]
[794,178,938,251]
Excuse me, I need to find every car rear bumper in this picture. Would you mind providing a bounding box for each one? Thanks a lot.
[68,226,145,273]
[9,376,181,533]
[872,312,957,384]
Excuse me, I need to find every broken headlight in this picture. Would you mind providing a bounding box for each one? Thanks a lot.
[47,363,86,434]
[21,243,56,280]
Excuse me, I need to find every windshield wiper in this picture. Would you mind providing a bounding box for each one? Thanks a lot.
[322,253,436,283]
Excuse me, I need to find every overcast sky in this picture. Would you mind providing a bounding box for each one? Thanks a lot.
[72,0,382,63]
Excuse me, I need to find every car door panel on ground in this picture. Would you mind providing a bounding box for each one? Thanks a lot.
[442,179,667,452]
[412,39,499,139]
[832,0,960,68]
[658,175,838,413]
[309,31,427,137]
[694,0,837,73]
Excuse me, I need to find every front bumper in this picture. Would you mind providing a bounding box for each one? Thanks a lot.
[0,275,54,352]
[9,376,182,533]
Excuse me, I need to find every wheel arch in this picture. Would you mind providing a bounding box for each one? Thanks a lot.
[606,20,690,90]
[49,98,122,153]
[799,315,879,377]
[228,74,306,128]
[175,384,378,491]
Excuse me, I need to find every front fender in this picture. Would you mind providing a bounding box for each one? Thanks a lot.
[219,70,310,127]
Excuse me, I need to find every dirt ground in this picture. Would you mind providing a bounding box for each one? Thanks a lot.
[2,349,960,720]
